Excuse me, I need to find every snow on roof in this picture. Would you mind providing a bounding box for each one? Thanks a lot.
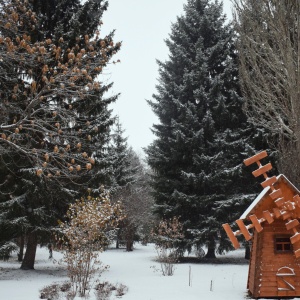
[240,186,270,220]
[240,174,300,220]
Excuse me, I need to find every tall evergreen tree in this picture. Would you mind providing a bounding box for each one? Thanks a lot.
[109,118,134,190]
[108,119,141,250]
[0,0,120,269]
[146,0,267,257]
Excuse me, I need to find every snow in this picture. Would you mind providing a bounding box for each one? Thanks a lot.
[0,243,264,299]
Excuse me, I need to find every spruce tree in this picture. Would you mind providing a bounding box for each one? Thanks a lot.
[0,0,120,269]
[108,119,140,250]
[109,118,134,190]
[146,0,266,257]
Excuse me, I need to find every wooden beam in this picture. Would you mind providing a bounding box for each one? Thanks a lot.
[261,176,277,188]
[222,223,240,249]
[273,208,281,218]
[294,248,300,258]
[290,232,300,244]
[252,163,272,177]
[263,210,274,224]
[286,201,295,211]
[286,219,300,231]
[236,219,252,241]
[243,151,268,166]
[269,188,282,200]
[293,195,300,208]
[249,214,263,232]
[275,197,285,207]
[282,211,293,220]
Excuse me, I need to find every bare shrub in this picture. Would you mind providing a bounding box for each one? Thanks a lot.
[58,190,124,297]
[94,281,128,300]
[115,283,128,297]
[40,281,74,300]
[151,217,184,276]
[60,282,72,293]
[40,283,61,300]
[94,281,114,300]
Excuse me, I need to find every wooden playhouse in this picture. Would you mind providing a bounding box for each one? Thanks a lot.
[223,151,300,299]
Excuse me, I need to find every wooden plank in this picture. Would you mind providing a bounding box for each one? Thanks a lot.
[291,233,300,244]
[263,254,296,261]
[260,256,295,264]
[282,211,292,220]
[259,291,284,297]
[249,214,263,232]
[244,150,268,166]
[293,195,300,208]
[261,176,277,188]
[273,208,281,218]
[252,163,272,177]
[260,277,279,283]
[294,248,300,258]
[286,219,299,231]
[275,197,285,207]
[259,286,279,292]
[269,188,282,200]
[286,201,295,211]
[263,210,274,224]
[222,223,240,249]
[236,219,252,241]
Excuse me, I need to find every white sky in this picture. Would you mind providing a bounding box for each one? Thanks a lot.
[102,0,233,155]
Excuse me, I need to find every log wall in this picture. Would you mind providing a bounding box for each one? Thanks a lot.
[248,220,300,298]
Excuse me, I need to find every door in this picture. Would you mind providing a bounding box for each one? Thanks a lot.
[276,266,296,297]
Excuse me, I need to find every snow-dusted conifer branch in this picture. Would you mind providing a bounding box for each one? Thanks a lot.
[0,0,121,180]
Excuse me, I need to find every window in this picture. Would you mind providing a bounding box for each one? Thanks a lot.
[275,236,292,253]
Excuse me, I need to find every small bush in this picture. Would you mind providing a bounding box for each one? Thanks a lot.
[151,217,184,276]
[94,281,114,300]
[0,242,18,261]
[94,281,128,300]
[115,283,128,297]
[60,281,71,293]
[40,283,60,300]
[40,281,72,300]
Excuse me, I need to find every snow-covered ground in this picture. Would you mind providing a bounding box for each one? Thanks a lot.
[0,243,254,299]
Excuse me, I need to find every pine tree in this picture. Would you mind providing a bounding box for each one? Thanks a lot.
[108,120,144,250]
[0,0,120,269]
[112,148,154,251]
[109,118,134,190]
[146,0,268,257]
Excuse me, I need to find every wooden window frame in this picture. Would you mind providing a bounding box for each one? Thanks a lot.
[274,235,293,254]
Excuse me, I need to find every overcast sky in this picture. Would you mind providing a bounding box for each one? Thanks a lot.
[102,0,233,156]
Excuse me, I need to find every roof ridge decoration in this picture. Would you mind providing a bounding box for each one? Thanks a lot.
[222,150,300,258]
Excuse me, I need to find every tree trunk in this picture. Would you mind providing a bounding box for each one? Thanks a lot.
[17,235,25,262]
[205,246,216,258]
[21,232,37,270]
[116,228,121,249]
[245,243,250,260]
[124,222,134,251]
[126,240,133,252]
